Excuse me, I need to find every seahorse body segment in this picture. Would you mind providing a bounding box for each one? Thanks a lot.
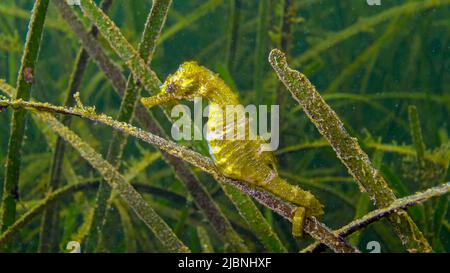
[141,61,324,236]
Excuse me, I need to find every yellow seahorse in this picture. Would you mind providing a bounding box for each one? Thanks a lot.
[141,61,324,237]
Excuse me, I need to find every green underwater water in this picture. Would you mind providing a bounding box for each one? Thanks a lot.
[0,0,448,253]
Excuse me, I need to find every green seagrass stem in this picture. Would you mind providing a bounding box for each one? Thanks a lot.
[58,0,250,253]
[77,0,284,253]
[269,48,431,252]
[302,182,450,253]
[38,112,190,253]
[0,89,189,253]
[39,0,113,253]
[1,0,49,236]
[408,105,426,165]
[84,0,173,253]
[0,98,358,253]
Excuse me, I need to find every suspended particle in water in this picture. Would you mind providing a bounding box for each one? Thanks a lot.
[23,67,35,84]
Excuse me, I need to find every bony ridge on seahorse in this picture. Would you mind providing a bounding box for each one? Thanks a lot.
[141,61,324,237]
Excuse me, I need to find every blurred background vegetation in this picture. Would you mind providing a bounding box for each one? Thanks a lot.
[0,0,449,252]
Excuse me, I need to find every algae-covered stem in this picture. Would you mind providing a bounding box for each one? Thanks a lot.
[39,111,190,253]
[53,0,127,92]
[76,0,283,253]
[302,182,450,253]
[84,0,173,253]
[269,48,431,252]
[13,109,190,253]
[0,181,99,247]
[0,98,358,253]
[0,179,193,247]
[0,80,188,252]
[56,0,250,253]
[1,0,49,236]
[52,0,353,252]
[39,0,114,253]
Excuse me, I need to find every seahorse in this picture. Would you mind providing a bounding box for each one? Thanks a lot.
[141,61,324,237]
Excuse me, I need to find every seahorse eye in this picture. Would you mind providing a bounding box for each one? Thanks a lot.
[166,82,176,94]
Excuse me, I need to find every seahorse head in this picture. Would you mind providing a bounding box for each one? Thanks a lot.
[141,61,211,108]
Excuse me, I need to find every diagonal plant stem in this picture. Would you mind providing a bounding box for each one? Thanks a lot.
[157,0,224,45]
[337,182,450,238]
[39,0,113,253]
[0,81,80,185]
[276,138,449,168]
[1,0,49,236]
[72,0,286,252]
[53,0,127,93]
[324,17,405,94]
[0,180,99,247]
[85,0,173,253]
[38,112,190,253]
[0,178,196,247]
[290,0,450,67]
[302,182,450,253]
[269,48,431,252]
[0,84,188,253]
[0,98,359,253]
[138,118,251,252]
[54,0,250,253]
[197,226,214,253]
[0,4,70,33]
[0,110,190,253]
